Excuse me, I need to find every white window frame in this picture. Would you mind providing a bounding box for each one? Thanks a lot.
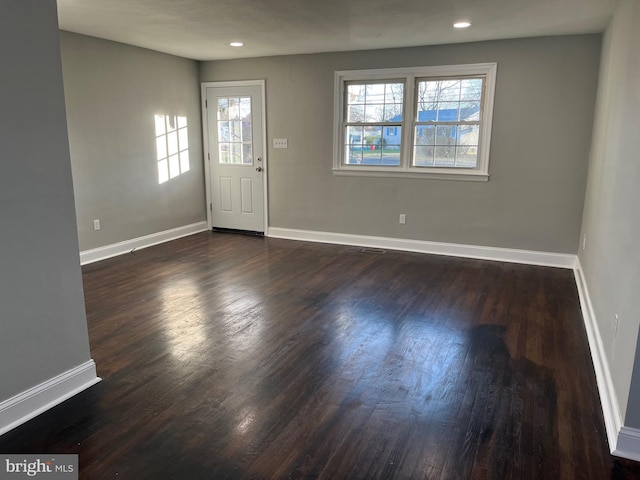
[333,63,497,181]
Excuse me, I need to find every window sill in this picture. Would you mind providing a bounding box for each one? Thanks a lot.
[332,168,489,182]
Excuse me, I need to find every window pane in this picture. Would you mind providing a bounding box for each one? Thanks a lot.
[435,125,457,145]
[229,121,242,142]
[455,146,478,167]
[384,83,404,103]
[381,145,400,165]
[457,124,479,146]
[362,144,382,165]
[436,102,460,122]
[364,104,384,122]
[364,124,382,164]
[434,146,455,166]
[219,143,230,164]
[415,125,435,145]
[384,126,402,146]
[460,101,481,121]
[217,99,229,121]
[229,98,240,120]
[345,145,363,164]
[417,81,438,106]
[230,143,242,164]
[242,143,253,164]
[383,104,403,122]
[217,122,229,142]
[347,84,365,104]
[364,125,382,145]
[414,146,434,166]
[239,97,251,120]
[365,83,385,100]
[346,126,364,145]
[347,105,364,122]
[438,80,462,101]
[461,79,483,100]
[241,120,252,142]
[416,103,437,122]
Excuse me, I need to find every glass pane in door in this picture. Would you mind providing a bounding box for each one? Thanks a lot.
[217,97,253,164]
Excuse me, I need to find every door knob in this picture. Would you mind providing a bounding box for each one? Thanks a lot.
[256,166,263,172]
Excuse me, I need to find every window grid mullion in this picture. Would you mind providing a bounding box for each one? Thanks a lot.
[402,76,415,169]
[414,121,481,126]
[344,122,403,127]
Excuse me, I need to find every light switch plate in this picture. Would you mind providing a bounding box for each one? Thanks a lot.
[273,138,288,149]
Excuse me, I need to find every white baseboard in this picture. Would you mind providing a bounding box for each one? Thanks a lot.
[573,259,622,454]
[574,258,640,461]
[0,360,101,436]
[80,221,208,265]
[615,427,640,461]
[268,227,577,269]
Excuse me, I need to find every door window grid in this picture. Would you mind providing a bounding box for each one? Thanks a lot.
[217,97,253,165]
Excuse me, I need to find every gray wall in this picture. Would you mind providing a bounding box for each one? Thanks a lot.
[579,0,640,427]
[0,1,92,399]
[201,35,601,254]
[60,32,206,252]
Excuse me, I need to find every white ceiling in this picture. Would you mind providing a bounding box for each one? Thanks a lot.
[57,0,616,61]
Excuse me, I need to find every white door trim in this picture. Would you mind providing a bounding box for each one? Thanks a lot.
[201,80,269,235]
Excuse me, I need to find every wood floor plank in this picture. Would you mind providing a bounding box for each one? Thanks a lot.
[1,231,639,479]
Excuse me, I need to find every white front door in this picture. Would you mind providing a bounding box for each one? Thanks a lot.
[203,83,265,233]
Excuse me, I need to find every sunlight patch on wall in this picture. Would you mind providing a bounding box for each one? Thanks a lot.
[155,115,190,184]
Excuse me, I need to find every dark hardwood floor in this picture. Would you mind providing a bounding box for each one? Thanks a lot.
[1,231,639,479]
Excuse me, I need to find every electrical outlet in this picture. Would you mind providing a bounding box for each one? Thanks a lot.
[614,314,619,336]
[399,214,406,225]
[93,219,101,231]
[582,234,587,251]
[273,138,288,149]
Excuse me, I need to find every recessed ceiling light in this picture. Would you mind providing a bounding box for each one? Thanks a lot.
[230,42,244,47]
[453,21,471,29]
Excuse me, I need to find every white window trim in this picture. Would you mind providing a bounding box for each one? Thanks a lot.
[332,63,497,181]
